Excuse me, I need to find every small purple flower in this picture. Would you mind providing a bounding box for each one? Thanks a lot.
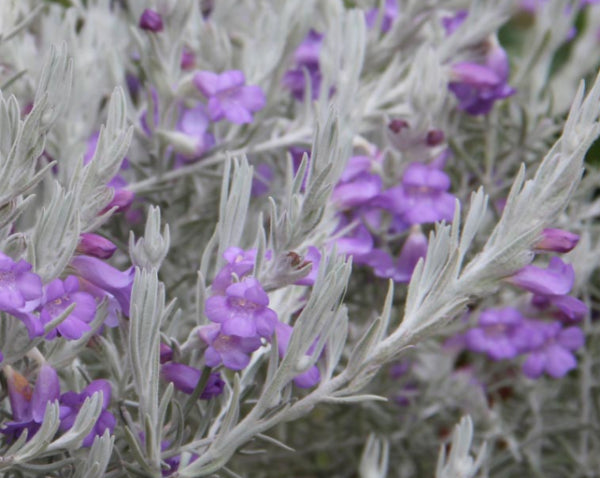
[282,30,323,101]
[139,8,164,32]
[161,363,224,399]
[332,156,382,210]
[365,0,399,33]
[531,293,588,323]
[77,233,117,259]
[172,103,215,161]
[205,277,278,339]
[535,228,580,253]
[59,380,116,447]
[507,257,574,296]
[521,321,584,379]
[160,343,174,364]
[2,364,60,442]
[275,322,321,388]
[251,163,274,197]
[193,70,266,124]
[442,10,468,35]
[379,162,456,226]
[448,42,515,115]
[465,308,528,360]
[334,219,375,257]
[39,276,97,340]
[394,227,428,282]
[211,247,258,294]
[0,252,42,314]
[70,255,134,321]
[198,324,263,370]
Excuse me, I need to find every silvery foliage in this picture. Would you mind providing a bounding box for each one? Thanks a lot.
[0,0,600,476]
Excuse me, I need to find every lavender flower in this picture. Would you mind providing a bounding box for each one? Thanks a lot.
[211,247,258,294]
[161,363,225,399]
[521,321,585,379]
[2,364,60,442]
[465,308,528,360]
[39,276,97,340]
[0,252,43,314]
[275,322,321,388]
[59,380,116,447]
[507,257,575,296]
[139,9,164,32]
[198,323,262,370]
[379,162,456,227]
[282,30,323,100]
[77,233,117,259]
[535,228,580,253]
[205,277,278,339]
[70,255,134,322]
[170,103,215,161]
[193,70,266,124]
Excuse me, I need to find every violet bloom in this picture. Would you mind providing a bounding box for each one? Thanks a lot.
[251,163,274,197]
[205,277,278,339]
[39,276,97,340]
[365,0,399,33]
[535,228,579,253]
[442,10,468,35]
[275,322,321,388]
[2,364,60,442]
[334,218,375,257]
[521,321,584,379]
[59,380,116,447]
[449,42,515,115]
[465,308,529,360]
[507,257,574,296]
[198,323,263,370]
[282,30,323,101]
[379,162,456,227]
[139,8,164,32]
[193,70,266,124]
[332,156,382,210]
[394,227,428,282]
[211,247,258,294]
[77,233,117,259]
[532,293,588,323]
[161,363,224,399]
[70,255,135,324]
[0,252,42,314]
[172,103,215,162]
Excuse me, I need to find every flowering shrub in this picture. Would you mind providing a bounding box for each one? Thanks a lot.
[1,1,600,476]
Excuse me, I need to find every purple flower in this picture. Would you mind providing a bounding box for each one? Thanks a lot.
[70,255,135,324]
[77,233,117,259]
[39,276,97,340]
[521,321,584,378]
[365,0,399,33]
[465,308,528,360]
[332,156,382,210]
[161,363,224,399]
[172,103,215,161]
[531,293,588,323]
[160,343,173,364]
[0,252,42,314]
[442,10,468,35]
[198,324,263,370]
[275,322,321,388]
[334,219,374,257]
[507,257,574,296]
[449,42,515,115]
[379,162,456,226]
[535,228,580,253]
[193,70,266,124]
[2,364,60,442]
[394,227,428,282]
[282,30,323,101]
[205,277,278,339]
[139,8,164,32]
[59,380,116,447]
[211,247,258,294]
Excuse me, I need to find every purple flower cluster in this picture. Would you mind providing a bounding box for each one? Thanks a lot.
[189,248,321,388]
[2,364,116,446]
[465,229,586,379]
[329,153,455,283]
[444,11,515,115]
[283,30,323,101]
